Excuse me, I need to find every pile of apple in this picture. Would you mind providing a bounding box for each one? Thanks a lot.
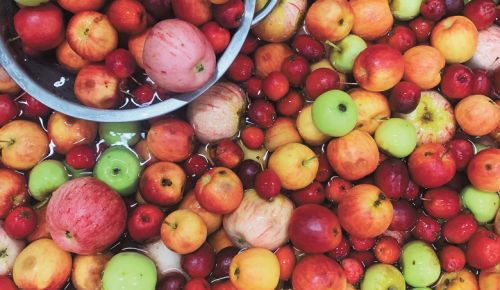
[10,0,246,108]
[1,0,500,290]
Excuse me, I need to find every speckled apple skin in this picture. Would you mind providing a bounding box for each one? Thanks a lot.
[46,177,127,255]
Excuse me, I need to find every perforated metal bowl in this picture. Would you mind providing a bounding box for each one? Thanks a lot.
[0,0,277,122]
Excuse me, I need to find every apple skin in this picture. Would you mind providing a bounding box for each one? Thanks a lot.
[349,88,390,135]
[0,66,20,94]
[401,241,441,287]
[408,143,456,188]
[0,120,49,171]
[264,117,303,152]
[442,213,478,244]
[47,112,97,154]
[291,254,347,290]
[461,185,499,224]
[147,118,194,162]
[161,209,208,254]
[479,264,500,290]
[14,3,64,51]
[374,158,410,200]
[140,161,187,207]
[435,270,479,290]
[28,160,70,201]
[47,177,127,255]
[74,64,121,109]
[375,118,417,158]
[102,252,157,290]
[128,28,150,69]
[466,229,500,270]
[72,253,112,290]
[350,0,393,40]
[390,0,423,20]
[403,45,446,90]
[0,169,28,219]
[431,16,479,64]
[289,204,342,253]
[127,204,164,244]
[305,0,354,42]
[440,64,474,98]
[268,142,319,190]
[195,167,243,214]
[223,189,294,250]
[107,0,148,35]
[253,0,307,43]
[178,190,222,235]
[397,90,456,145]
[0,221,25,276]
[455,94,500,137]
[57,0,106,13]
[326,130,379,181]
[467,24,500,72]
[353,44,405,92]
[172,0,212,27]
[360,264,406,290]
[338,184,393,239]
[56,40,90,71]
[312,90,358,137]
[296,105,330,146]
[423,187,461,219]
[67,11,118,62]
[229,248,280,290]
[255,43,294,78]
[467,148,500,192]
[13,239,71,290]
[329,34,367,74]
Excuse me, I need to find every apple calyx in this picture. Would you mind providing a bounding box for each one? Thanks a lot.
[161,178,172,187]
[0,248,7,258]
[325,40,342,52]
[140,214,150,223]
[195,63,205,73]
[373,193,387,207]
[65,231,73,239]
[233,267,240,279]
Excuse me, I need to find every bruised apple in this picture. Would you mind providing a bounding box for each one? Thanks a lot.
[72,253,112,290]
[338,184,393,239]
[255,43,294,78]
[143,19,216,93]
[47,177,127,255]
[223,189,294,250]
[253,0,307,43]
[74,65,121,109]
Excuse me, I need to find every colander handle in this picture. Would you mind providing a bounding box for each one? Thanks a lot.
[251,0,278,26]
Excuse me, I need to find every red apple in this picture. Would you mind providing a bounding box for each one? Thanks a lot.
[444,0,464,15]
[262,72,289,102]
[348,251,375,267]
[247,100,276,128]
[213,246,239,279]
[0,276,16,290]
[201,21,231,54]
[443,213,478,244]
[408,143,457,188]
[254,169,281,200]
[379,25,417,53]
[421,0,446,21]
[209,139,244,169]
[439,245,466,272]
[409,17,435,43]
[325,176,353,203]
[463,0,497,30]
[172,0,212,26]
[14,3,64,51]
[157,272,187,290]
[181,242,215,278]
[373,236,401,264]
[447,139,474,171]
[389,200,417,231]
[305,0,354,42]
[350,236,375,251]
[66,11,118,62]
[403,179,421,201]
[184,278,210,290]
[240,126,264,150]
[213,0,244,29]
[423,187,461,219]
[413,213,441,243]
[327,235,351,260]
[127,204,164,243]
[466,228,500,269]
[292,254,346,290]
[105,48,137,79]
[467,148,500,192]
[195,167,243,214]
[338,184,393,239]
[4,206,36,240]
[291,34,325,62]
[46,177,127,255]
[275,245,296,281]
[341,258,363,285]
[291,181,326,206]
[281,54,310,87]
[0,95,19,127]
[236,159,261,190]
[140,161,187,207]
[107,0,148,34]
[74,64,121,109]
[374,158,410,200]
[389,81,421,114]
[304,68,340,100]
[289,204,342,254]
[0,169,28,219]
[17,93,51,119]
[142,0,172,20]
[471,69,493,95]
[57,0,106,13]
[147,118,194,162]
[440,64,474,99]
[353,44,405,92]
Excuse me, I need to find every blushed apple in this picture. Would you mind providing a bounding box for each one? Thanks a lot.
[178,190,222,235]
[403,45,446,90]
[223,189,294,250]
[435,270,479,290]
[72,253,112,290]
[455,94,499,137]
[408,143,456,188]
[195,167,243,214]
[431,16,479,63]
[0,120,49,170]
[47,177,127,255]
[268,142,318,190]
[264,117,302,152]
[57,0,106,13]
[13,239,71,290]
[140,161,186,207]
[56,40,90,71]
[147,118,194,162]
[47,112,97,154]
[0,169,28,219]
[292,254,346,290]
[74,64,121,109]
[305,0,354,42]
[0,66,20,94]
[107,0,148,35]
[229,248,280,290]
[161,209,207,254]
[361,264,406,290]
[397,90,455,145]
[350,0,394,40]
[128,28,150,69]
[467,148,500,192]
[479,264,500,290]
[349,88,391,135]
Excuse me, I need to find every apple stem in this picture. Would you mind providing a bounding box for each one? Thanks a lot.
[13,91,26,102]
[325,40,341,52]
[339,82,359,86]
[0,139,14,145]
[129,76,143,86]
[302,154,319,166]
[8,35,20,42]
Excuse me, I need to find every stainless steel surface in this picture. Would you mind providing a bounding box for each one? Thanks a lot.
[0,0,277,122]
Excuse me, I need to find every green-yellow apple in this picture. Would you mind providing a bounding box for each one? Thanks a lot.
[311,90,357,137]
[390,0,423,20]
[435,270,479,290]
[431,16,478,64]
[93,146,141,196]
[15,0,50,6]
[296,105,330,146]
[401,241,441,287]
[268,142,319,190]
[461,185,499,224]
[28,160,70,201]
[360,264,406,290]
[102,252,157,290]
[397,91,456,145]
[99,121,141,146]
[375,118,417,158]
[328,34,367,73]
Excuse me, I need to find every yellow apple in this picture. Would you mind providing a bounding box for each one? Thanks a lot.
[72,253,113,290]
[47,112,98,154]
[296,105,331,146]
[431,16,478,64]
[349,88,391,135]
[479,264,500,290]
[435,270,479,290]
[178,190,222,234]
[230,248,280,290]
[403,45,446,90]
[160,209,207,254]
[264,117,302,152]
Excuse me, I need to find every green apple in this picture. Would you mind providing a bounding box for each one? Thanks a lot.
[397,91,455,146]
[411,288,432,290]
[14,0,50,6]
[328,35,367,74]
[375,118,417,158]
[361,264,406,290]
[99,121,142,147]
[473,142,489,154]
[390,0,423,20]
[312,90,357,137]
[93,146,141,196]
[28,160,70,201]
[461,185,499,224]
[401,241,440,288]
[102,252,157,290]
